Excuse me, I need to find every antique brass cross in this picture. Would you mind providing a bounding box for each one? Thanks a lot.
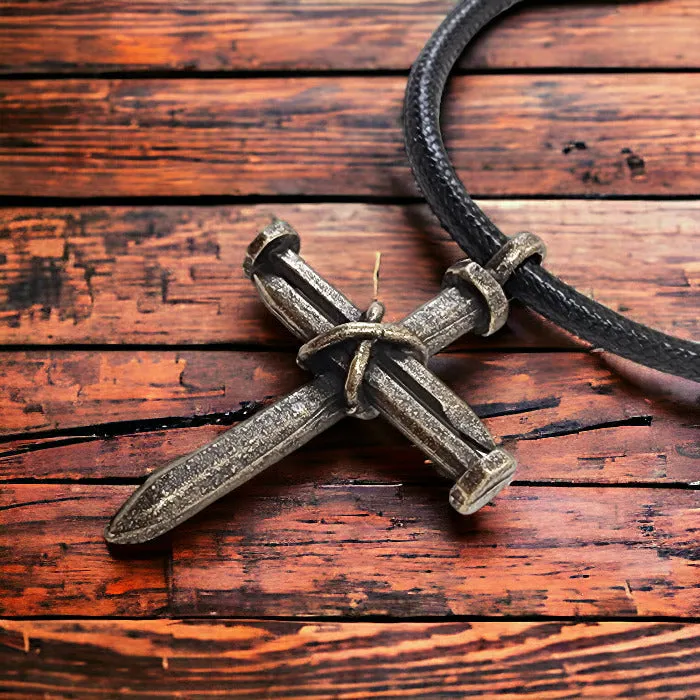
[106,220,545,544]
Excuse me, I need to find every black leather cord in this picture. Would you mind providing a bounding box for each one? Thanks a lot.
[404,0,699,382]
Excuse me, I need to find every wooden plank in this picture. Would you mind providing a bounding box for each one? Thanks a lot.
[170,485,699,617]
[0,202,696,346]
[0,349,696,485]
[0,351,696,485]
[1,75,698,197]
[0,485,168,617]
[1,620,698,699]
[0,1,697,73]
[1,409,696,487]
[0,484,696,618]
[0,349,302,435]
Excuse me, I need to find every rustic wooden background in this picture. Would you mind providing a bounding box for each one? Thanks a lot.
[1,1,698,697]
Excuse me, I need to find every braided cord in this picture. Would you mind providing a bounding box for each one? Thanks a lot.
[404,0,699,381]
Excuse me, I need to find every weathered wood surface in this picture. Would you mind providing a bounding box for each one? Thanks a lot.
[1,620,697,699]
[0,0,697,696]
[1,483,697,618]
[0,350,697,486]
[2,411,696,487]
[0,350,299,435]
[2,75,699,197]
[172,485,699,617]
[0,1,698,73]
[1,201,697,345]
[0,485,168,617]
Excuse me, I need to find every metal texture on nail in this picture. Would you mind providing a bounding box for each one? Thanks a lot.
[443,260,509,336]
[107,220,545,544]
[106,376,346,545]
[486,231,546,286]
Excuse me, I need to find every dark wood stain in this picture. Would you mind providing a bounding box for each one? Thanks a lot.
[0,620,697,698]
[6,256,64,312]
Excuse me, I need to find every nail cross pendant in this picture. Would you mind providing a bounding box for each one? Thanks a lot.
[106,220,545,544]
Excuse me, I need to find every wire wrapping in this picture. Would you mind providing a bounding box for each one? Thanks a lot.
[404,0,699,381]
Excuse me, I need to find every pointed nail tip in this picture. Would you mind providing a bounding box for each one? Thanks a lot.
[104,523,130,545]
[104,528,155,546]
[104,520,155,546]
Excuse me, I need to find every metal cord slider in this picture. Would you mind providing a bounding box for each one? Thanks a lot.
[444,231,546,336]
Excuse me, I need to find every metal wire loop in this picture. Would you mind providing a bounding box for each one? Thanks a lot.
[486,231,547,286]
[444,232,546,336]
[297,301,428,418]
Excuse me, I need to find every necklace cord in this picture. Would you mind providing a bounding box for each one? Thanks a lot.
[403,0,699,381]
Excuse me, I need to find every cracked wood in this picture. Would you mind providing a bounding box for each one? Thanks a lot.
[172,485,698,618]
[1,75,699,197]
[0,202,697,345]
[0,350,696,486]
[0,0,698,73]
[0,620,698,698]
[0,485,168,617]
[1,483,697,618]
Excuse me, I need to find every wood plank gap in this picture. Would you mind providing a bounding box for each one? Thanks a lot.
[2,67,700,82]
[3,194,700,208]
[0,405,265,446]
[0,344,589,354]
[2,614,698,623]
[0,342,300,352]
[1,478,697,491]
[0,398,650,447]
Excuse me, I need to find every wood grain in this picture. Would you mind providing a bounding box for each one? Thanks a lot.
[1,409,696,487]
[169,485,699,617]
[1,75,698,197]
[0,1,698,73]
[1,620,697,699]
[0,350,697,486]
[0,485,168,617]
[0,349,301,435]
[0,0,698,695]
[0,349,696,485]
[1,201,697,346]
[1,483,696,618]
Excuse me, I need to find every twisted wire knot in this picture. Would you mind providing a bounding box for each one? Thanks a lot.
[297,301,428,419]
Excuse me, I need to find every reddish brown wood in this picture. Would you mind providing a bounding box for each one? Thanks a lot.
[170,485,698,617]
[0,424,228,481]
[1,75,698,197]
[0,350,302,435]
[0,483,696,618]
[1,620,697,698]
[0,349,695,482]
[0,1,697,73]
[0,0,697,695]
[0,349,696,486]
[1,202,697,346]
[0,485,168,617]
[2,410,696,487]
